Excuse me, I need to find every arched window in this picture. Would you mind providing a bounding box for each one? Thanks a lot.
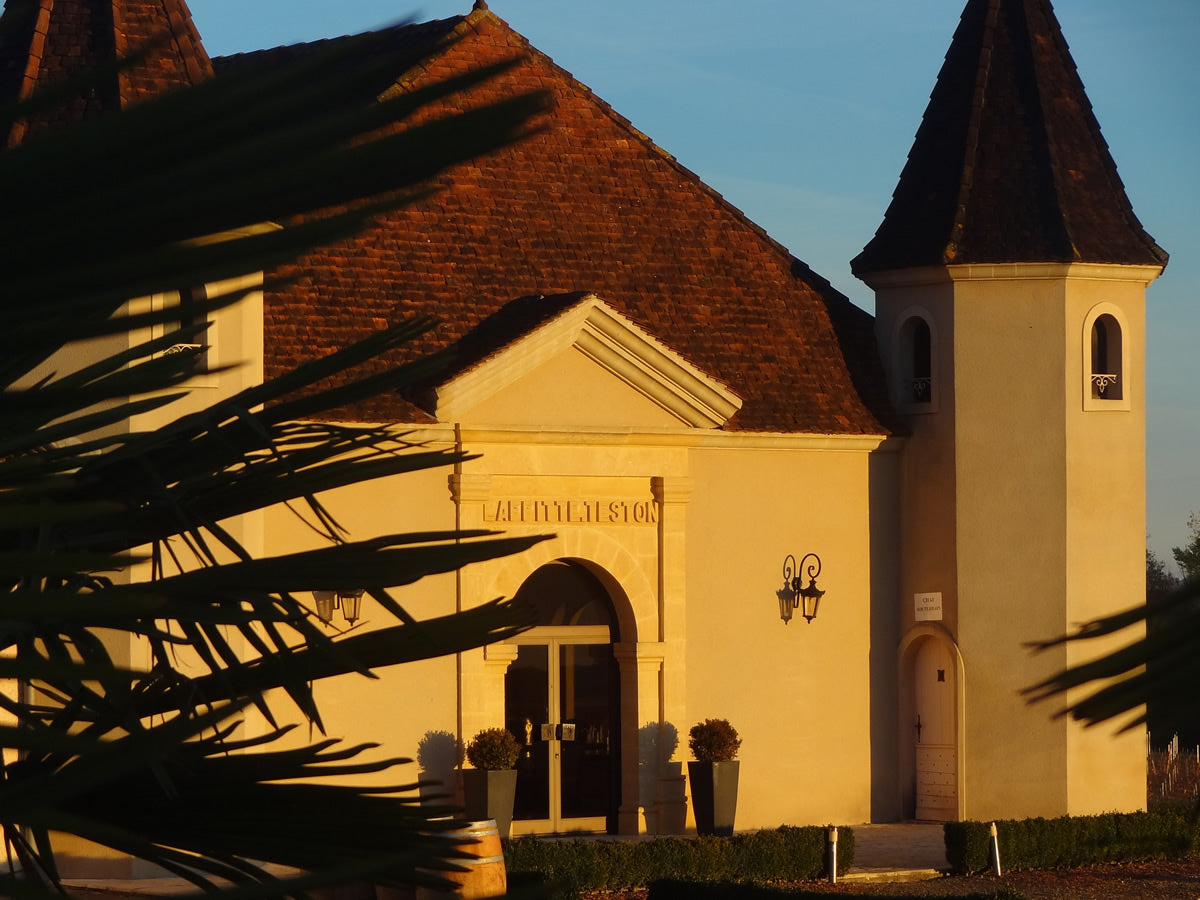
[909,318,932,403]
[1082,304,1130,411]
[1090,314,1122,400]
[894,310,938,413]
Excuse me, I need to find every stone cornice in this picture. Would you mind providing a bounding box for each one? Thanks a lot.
[860,262,1165,290]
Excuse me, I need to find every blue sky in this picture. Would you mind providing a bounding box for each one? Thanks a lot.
[193,1,1200,569]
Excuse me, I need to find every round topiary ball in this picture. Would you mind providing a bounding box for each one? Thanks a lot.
[688,718,741,762]
[465,727,521,770]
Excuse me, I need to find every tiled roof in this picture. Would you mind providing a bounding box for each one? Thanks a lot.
[0,0,212,146]
[219,8,897,436]
[214,16,464,106]
[852,0,1167,274]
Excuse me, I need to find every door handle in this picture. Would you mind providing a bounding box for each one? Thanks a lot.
[538,723,578,741]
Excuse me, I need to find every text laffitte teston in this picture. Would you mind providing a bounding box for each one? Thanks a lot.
[482,498,659,526]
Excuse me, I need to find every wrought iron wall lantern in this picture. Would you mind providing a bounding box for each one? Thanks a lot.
[312,589,366,625]
[778,553,825,624]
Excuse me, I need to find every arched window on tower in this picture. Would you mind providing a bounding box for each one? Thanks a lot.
[1090,314,1122,401]
[909,318,932,403]
[895,311,937,412]
[1082,304,1130,411]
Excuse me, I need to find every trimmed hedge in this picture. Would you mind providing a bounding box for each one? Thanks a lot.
[504,826,851,898]
[945,811,1200,873]
[648,881,1022,900]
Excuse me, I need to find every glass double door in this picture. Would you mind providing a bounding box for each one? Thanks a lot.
[504,627,615,834]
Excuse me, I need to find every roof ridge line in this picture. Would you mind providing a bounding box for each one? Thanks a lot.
[111,0,212,106]
[5,0,53,146]
[19,0,52,102]
[1029,0,1083,261]
[378,9,480,100]
[947,0,1000,264]
[1031,0,1146,265]
[159,0,214,83]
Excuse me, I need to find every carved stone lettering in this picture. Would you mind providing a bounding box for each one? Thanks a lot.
[482,498,659,526]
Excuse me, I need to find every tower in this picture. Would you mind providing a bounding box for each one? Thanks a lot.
[0,0,212,147]
[853,0,1167,820]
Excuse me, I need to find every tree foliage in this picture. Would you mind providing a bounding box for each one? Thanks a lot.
[1145,548,1188,744]
[0,27,546,897]
[1173,513,1200,583]
[1148,548,1181,601]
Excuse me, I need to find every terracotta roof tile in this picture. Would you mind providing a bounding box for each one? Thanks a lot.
[853,0,1167,273]
[0,0,212,146]
[228,9,896,436]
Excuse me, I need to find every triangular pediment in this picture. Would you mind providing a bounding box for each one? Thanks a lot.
[433,294,742,428]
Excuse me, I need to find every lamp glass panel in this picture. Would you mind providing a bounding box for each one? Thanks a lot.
[778,590,797,623]
[313,590,336,623]
[340,591,363,623]
[802,594,820,621]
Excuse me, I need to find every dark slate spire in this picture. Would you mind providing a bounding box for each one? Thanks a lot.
[852,0,1167,275]
[0,0,213,146]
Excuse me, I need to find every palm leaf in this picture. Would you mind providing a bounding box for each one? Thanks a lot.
[1024,578,1200,730]
[0,17,548,894]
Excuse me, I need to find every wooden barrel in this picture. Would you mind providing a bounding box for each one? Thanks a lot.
[416,819,507,900]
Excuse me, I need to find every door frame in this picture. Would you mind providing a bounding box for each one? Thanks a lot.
[507,625,616,835]
[898,624,966,821]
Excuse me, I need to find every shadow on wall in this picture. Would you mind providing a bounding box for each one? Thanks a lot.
[639,721,687,834]
[417,729,464,807]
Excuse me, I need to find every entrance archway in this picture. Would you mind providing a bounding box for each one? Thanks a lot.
[505,560,621,834]
[899,626,964,821]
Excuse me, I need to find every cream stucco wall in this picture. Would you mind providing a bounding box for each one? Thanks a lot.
[951,267,1074,819]
[1063,276,1150,815]
[253,408,890,835]
[259,430,461,795]
[685,439,885,828]
[872,281,963,820]
[869,262,1160,822]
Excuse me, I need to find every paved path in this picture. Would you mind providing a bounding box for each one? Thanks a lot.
[846,822,948,882]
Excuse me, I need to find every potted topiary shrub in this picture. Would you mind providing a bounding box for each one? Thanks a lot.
[462,727,521,838]
[686,718,741,836]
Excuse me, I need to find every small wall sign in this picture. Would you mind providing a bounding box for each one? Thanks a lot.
[915,592,943,622]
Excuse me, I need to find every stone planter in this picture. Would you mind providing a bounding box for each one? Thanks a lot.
[687,760,739,836]
[462,768,518,839]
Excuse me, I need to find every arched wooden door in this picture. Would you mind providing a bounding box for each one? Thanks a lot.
[913,638,957,820]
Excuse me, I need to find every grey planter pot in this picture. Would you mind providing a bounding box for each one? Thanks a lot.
[687,760,739,836]
[462,768,518,838]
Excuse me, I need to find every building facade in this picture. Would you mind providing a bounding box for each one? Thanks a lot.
[0,0,1167,868]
